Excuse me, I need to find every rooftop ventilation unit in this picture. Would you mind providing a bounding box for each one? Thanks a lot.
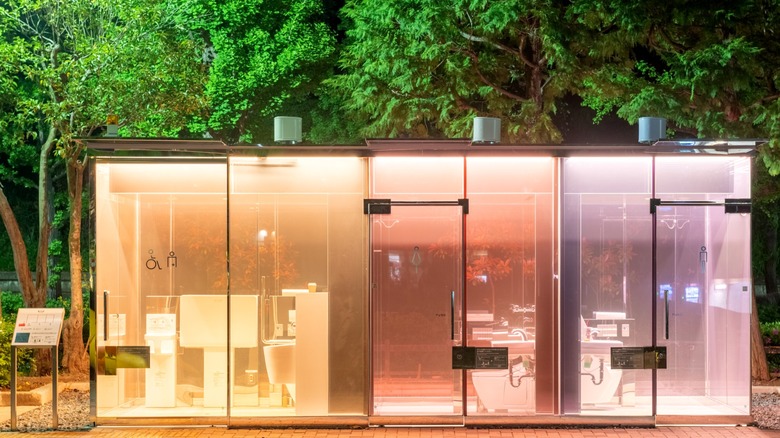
[638,117,667,144]
[274,116,302,144]
[472,117,501,144]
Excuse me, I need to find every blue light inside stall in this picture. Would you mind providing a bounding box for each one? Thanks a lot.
[659,283,673,299]
[685,285,700,303]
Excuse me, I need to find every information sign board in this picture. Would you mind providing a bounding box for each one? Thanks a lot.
[12,308,65,347]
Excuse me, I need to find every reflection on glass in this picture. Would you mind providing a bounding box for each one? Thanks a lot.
[465,157,555,415]
[655,156,752,417]
[229,156,366,419]
[371,206,464,416]
[95,160,228,418]
[562,157,653,416]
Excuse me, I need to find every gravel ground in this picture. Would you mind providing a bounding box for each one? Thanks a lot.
[2,390,779,432]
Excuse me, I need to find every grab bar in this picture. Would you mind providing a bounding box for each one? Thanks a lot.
[450,290,455,340]
[103,290,109,341]
[663,288,669,340]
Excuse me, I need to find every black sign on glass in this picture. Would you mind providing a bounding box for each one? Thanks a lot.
[611,346,667,369]
[452,346,509,369]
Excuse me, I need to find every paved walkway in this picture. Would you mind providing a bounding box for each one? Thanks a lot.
[2,385,778,436]
[0,426,778,438]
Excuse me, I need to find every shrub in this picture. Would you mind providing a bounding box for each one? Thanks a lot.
[1,291,24,320]
[762,321,780,346]
[0,319,34,388]
[757,300,780,324]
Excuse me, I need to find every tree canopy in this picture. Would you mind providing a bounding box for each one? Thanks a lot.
[1,0,780,379]
[0,0,208,373]
[569,1,780,170]
[183,0,337,143]
[325,0,575,142]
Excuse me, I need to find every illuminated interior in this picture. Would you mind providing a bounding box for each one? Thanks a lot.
[91,149,753,425]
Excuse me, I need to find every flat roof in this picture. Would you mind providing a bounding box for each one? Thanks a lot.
[81,137,763,156]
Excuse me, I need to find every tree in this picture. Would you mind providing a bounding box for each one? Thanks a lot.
[326,0,576,142]
[0,0,207,374]
[566,0,780,380]
[181,0,337,144]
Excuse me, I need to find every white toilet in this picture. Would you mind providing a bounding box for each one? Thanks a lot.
[263,343,296,402]
[580,339,622,405]
[471,339,535,412]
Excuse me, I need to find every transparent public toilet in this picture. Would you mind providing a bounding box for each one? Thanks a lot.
[88,138,754,427]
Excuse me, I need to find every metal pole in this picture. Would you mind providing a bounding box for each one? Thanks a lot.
[10,346,17,430]
[52,345,58,429]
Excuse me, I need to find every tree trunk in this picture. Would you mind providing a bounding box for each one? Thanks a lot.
[0,188,36,302]
[61,155,88,374]
[751,288,771,381]
[33,129,56,309]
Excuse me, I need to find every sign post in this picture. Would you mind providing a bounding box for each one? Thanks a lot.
[10,308,65,430]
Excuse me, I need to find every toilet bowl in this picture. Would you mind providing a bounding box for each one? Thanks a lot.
[580,340,622,405]
[471,339,535,411]
[263,343,296,402]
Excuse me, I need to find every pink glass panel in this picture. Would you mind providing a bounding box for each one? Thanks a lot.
[370,205,463,416]
[561,157,653,416]
[464,157,556,415]
[655,156,751,416]
[371,157,464,199]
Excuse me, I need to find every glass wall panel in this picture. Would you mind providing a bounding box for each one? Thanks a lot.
[654,157,751,417]
[464,157,556,415]
[561,157,653,417]
[369,157,465,421]
[371,156,464,199]
[94,159,228,419]
[228,156,367,419]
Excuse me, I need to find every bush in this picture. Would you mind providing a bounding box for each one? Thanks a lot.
[757,299,780,324]
[0,319,34,388]
[1,291,24,320]
[762,321,780,346]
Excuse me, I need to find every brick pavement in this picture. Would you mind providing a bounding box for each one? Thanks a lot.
[0,427,778,438]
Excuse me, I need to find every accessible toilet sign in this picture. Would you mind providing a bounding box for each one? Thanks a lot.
[11,308,65,347]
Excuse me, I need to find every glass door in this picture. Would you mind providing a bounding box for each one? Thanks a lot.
[654,203,751,420]
[369,201,465,423]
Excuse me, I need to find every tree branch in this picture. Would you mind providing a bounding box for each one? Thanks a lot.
[465,51,527,102]
[458,29,522,57]
[518,34,537,69]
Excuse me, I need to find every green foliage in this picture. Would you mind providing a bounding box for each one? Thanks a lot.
[326,0,571,143]
[1,291,24,319]
[757,299,780,325]
[181,0,337,144]
[762,321,780,346]
[0,319,34,387]
[1,290,79,320]
[570,1,780,171]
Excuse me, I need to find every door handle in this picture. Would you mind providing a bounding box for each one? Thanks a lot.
[103,290,109,341]
[450,290,455,341]
[663,288,669,340]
